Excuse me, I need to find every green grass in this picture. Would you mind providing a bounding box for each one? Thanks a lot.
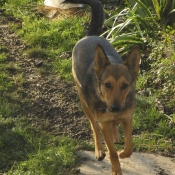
[0,3,81,172]
[132,52,175,154]
[0,117,78,175]
[0,54,78,175]
[15,16,86,80]
[5,0,87,81]
[0,0,175,174]
[133,95,175,153]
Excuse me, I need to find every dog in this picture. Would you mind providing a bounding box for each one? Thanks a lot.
[64,0,141,174]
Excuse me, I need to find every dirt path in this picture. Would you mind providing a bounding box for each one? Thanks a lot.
[0,9,91,140]
[77,151,175,175]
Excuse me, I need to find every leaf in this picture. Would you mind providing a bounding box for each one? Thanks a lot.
[112,40,143,47]
[152,0,161,20]
[134,0,153,17]
[105,8,129,28]
[169,9,175,15]
[172,0,175,9]
[116,18,132,33]
[110,33,143,47]
[110,33,139,43]
[159,0,166,14]
[106,23,125,39]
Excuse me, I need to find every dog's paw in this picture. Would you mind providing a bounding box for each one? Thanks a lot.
[118,149,132,159]
[95,150,106,161]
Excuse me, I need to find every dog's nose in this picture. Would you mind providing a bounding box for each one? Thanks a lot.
[111,103,121,112]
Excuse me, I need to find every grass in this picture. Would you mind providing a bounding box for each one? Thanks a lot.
[0,49,78,175]
[133,95,175,153]
[6,0,87,81]
[0,0,175,174]
[0,3,81,173]
[16,15,86,80]
[0,117,78,175]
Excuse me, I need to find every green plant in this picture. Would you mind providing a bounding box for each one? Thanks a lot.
[128,0,175,25]
[150,0,175,25]
[0,53,8,62]
[103,0,175,56]
[103,1,155,56]
[0,73,13,92]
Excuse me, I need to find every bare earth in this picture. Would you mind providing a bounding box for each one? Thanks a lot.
[0,9,91,141]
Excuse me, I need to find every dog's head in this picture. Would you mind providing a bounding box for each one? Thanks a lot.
[94,45,140,113]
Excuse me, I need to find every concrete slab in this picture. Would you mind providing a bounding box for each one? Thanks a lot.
[77,151,175,175]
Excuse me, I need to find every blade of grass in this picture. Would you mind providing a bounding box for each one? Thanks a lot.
[110,32,140,43]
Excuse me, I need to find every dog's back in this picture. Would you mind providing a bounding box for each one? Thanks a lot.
[73,36,123,87]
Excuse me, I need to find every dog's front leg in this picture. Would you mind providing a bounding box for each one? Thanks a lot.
[118,119,133,159]
[89,118,106,161]
[100,121,123,175]
[80,99,105,160]
[85,113,106,161]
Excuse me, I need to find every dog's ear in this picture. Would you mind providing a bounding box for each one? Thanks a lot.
[124,46,140,81]
[94,45,110,80]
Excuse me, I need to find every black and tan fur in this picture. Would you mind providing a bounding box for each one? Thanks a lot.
[64,0,141,174]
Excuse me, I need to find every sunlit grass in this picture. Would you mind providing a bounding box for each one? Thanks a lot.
[0,116,78,174]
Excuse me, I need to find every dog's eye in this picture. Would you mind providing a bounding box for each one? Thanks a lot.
[104,83,111,89]
[121,83,129,89]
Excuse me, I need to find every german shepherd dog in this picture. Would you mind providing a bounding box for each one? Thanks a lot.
[64,0,140,174]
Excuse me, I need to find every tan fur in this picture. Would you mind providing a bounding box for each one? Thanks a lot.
[73,41,140,175]
[100,75,132,111]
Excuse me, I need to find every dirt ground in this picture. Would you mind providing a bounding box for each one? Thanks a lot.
[0,9,175,175]
[0,9,92,140]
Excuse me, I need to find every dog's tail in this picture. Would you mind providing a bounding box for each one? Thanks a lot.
[63,0,104,36]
